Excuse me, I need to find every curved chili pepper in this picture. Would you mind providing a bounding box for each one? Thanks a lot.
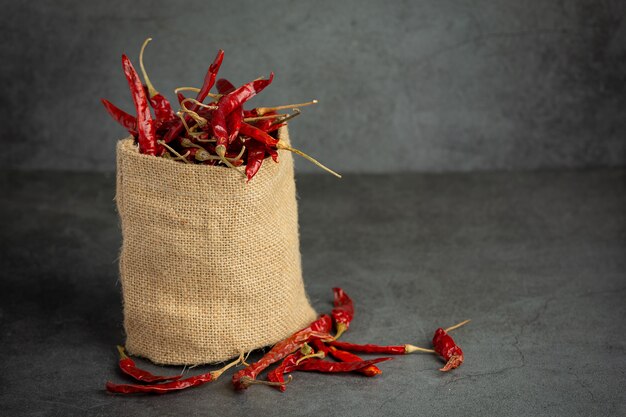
[232,314,332,390]
[294,357,392,373]
[212,73,274,160]
[163,50,224,143]
[115,346,181,383]
[239,122,278,147]
[101,99,137,136]
[245,139,266,181]
[139,38,176,123]
[121,54,157,155]
[267,351,303,392]
[432,328,464,372]
[107,353,242,395]
[331,287,354,340]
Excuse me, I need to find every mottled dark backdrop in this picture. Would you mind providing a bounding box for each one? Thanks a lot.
[1,0,624,172]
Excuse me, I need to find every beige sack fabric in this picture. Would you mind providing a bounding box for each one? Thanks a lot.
[115,127,317,365]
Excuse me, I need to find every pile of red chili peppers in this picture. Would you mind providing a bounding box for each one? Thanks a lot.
[106,288,469,395]
[102,39,341,181]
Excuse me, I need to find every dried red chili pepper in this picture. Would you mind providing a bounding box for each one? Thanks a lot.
[232,314,332,390]
[163,49,224,143]
[310,339,381,377]
[267,351,302,392]
[326,346,382,377]
[101,99,137,136]
[239,122,341,178]
[328,341,435,355]
[294,357,392,373]
[121,54,158,156]
[106,353,242,395]
[139,38,176,123]
[431,320,469,372]
[211,74,274,166]
[330,287,354,340]
[115,345,181,383]
[330,320,470,372]
[245,139,267,181]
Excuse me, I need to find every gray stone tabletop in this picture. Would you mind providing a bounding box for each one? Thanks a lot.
[1,169,624,416]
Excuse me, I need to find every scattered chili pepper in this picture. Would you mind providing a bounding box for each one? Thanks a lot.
[330,287,354,340]
[327,346,382,377]
[101,99,137,136]
[121,54,158,155]
[267,351,303,392]
[232,314,332,390]
[328,341,435,355]
[115,345,181,383]
[216,78,236,95]
[106,353,243,395]
[431,320,470,372]
[294,357,392,374]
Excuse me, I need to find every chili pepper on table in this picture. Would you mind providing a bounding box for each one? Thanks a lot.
[139,38,176,123]
[294,357,392,374]
[232,314,332,390]
[121,54,158,156]
[115,345,181,383]
[101,99,137,136]
[267,351,303,392]
[329,319,470,372]
[330,287,354,340]
[310,339,381,377]
[432,320,469,372]
[106,353,243,395]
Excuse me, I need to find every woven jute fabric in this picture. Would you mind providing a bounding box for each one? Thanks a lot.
[115,127,317,365]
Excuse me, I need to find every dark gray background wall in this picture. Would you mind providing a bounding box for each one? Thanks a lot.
[1,0,624,173]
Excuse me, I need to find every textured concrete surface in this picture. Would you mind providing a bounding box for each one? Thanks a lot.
[1,169,624,416]
[1,0,625,172]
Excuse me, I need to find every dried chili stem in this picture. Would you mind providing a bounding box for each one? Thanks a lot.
[277,142,342,178]
[243,113,289,123]
[295,351,325,365]
[158,140,191,164]
[181,97,218,111]
[445,319,471,333]
[139,37,158,97]
[255,100,318,116]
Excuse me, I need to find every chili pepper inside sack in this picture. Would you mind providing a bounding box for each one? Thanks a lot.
[115,126,317,365]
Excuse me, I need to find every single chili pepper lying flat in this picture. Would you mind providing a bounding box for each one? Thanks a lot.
[293,357,392,374]
[115,345,181,383]
[432,329,463,372]
[328,319,470,372]
[330,287,354,340]
[107,353,243,395]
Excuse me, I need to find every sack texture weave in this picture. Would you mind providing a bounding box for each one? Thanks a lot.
[116,127,317,365]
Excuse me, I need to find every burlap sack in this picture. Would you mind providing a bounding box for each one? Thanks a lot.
[115,127,317,365]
